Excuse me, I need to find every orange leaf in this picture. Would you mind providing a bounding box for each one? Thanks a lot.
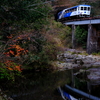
[7,67,13,71]
[15,66,22,72]
[28,37,30,40]
[9,50,15,55]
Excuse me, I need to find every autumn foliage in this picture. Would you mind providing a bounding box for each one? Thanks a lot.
[0,0,71,81]
[5,60,22,72]
[4,45,28,57]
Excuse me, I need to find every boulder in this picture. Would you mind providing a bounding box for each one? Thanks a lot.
[57,50,100,69]
[87,68,100,84]
[92,62,100,67]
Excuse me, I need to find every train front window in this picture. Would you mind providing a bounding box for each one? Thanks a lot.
[81,7,83,10]
[84,7,87,10]
[88,7,90,11]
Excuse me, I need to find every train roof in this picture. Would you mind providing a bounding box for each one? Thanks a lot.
[63,4,91,11]
[78,4,91,7]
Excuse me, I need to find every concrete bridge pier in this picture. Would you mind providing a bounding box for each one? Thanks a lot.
[87,24,92,54]
[87,24,99,54]
[72,24,76,49]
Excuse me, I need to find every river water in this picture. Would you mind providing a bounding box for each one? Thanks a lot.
[2,69,100,100]
[9,69,72,100]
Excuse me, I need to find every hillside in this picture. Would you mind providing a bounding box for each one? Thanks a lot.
[0,0,100,85]
[0,0,100,100]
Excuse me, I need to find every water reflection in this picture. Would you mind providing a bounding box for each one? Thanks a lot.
[73,70,100,98]
[2,68,100,100]
[58,69,100,100]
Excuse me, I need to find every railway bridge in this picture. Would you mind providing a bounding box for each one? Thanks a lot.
[63,18,100,54]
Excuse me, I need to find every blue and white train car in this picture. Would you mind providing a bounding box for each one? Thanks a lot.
[58,5,91,19]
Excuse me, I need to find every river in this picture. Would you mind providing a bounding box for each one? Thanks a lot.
[7,69,72,100]
[1,68,100,100]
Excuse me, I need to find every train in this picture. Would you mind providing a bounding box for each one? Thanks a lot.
[57,4,91,20]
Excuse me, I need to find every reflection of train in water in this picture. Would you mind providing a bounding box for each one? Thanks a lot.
[57,5,91,20]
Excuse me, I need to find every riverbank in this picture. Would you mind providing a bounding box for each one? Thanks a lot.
[56,49,100,84]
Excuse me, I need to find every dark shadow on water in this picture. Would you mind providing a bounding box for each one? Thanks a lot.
[6,69,72,100]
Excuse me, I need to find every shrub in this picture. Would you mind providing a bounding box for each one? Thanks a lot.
[0,61,21,81]
[75,26,87,49]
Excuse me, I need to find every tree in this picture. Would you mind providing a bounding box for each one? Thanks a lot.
[0,0,53,81]
[0,0,52,29]
[75,26,87,49]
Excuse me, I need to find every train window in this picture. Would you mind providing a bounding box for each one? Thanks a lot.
[88,7,90,11]
[84,7,87,10]
[72,8,74,12]
[74,8,77,11]
[70,9,72,12]
[65,10,67,13]
[81,7,83,10]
